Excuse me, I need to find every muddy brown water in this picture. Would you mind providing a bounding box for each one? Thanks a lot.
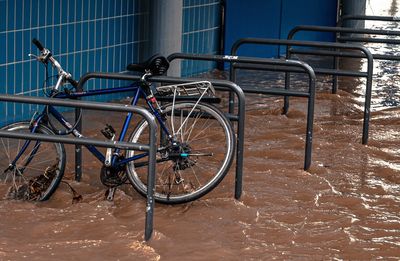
[1,4,400,261]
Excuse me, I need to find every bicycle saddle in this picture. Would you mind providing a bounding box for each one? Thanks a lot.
[126,54,169,76]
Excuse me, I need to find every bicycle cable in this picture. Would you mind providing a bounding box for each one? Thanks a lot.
[41,63,83,135]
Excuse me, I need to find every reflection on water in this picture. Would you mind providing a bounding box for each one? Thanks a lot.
[362,0,400,109]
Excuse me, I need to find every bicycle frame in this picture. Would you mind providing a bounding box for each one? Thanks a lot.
[21,82,172,170]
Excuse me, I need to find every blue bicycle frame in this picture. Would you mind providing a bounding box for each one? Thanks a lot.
[28,82,171,169]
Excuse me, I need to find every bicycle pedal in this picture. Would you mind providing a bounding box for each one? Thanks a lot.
[105,187,117,201]
[101,124,116,140]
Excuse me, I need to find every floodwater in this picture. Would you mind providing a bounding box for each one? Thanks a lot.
[1,2,400,261]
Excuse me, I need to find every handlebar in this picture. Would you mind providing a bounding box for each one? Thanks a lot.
[32,38,78,91]
[32,38,45,51]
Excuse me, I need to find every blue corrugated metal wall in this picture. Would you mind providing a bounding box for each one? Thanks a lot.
[224,0,338,57]
[0,0,150,125]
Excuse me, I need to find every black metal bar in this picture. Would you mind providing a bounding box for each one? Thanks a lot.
[288,25,400,39]
[234,62,368,77]
[289,48,370,59]
[0,129,149,150]
[338,15,400,26]
[232,38,374,145]
[368,54,400,61]
[167,52,316,171]
[338,36,400,45]
[0,93,157,242]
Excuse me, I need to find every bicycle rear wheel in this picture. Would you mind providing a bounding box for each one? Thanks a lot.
[126,102,235,204]
[0,122,66,201]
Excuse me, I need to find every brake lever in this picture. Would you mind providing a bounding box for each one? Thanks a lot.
[28,53,49,64]
[28,53,40,61]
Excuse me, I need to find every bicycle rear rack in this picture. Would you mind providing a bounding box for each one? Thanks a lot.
[156,81,215,97]
[155,81,220,103]
[0,94,157,241]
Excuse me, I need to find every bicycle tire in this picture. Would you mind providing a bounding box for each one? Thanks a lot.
[0,122,66,201]
[126,102,235,204]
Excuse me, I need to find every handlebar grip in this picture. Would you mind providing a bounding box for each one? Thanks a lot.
[32,38,45,51]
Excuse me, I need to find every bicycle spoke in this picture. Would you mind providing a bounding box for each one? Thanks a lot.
[0,123,64,201]
[19,146,53,166]
[127,102,233,203]
[1,138,11,162]
[189,164,202,187]
[19,142,41,165]
[186,118,216,143]
[183,111,204,143]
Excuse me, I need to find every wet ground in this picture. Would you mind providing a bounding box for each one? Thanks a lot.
[1,1,400,260]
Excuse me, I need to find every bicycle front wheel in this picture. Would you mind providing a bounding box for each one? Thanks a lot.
[0,122,66,201]
[126,102,235,204]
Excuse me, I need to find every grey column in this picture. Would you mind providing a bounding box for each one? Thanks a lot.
[149,0,183,76]
[341,0,367,28]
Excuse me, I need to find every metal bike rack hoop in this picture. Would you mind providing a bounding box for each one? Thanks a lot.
[76,72,246,200]
[167,52,316,172]
[232,38,374,145]
[0,94,157,242]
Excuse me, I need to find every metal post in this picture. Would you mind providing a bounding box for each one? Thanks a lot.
[284,45,291,114]
[75,108,82,181]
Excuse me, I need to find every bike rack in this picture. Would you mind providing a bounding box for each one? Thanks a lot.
[0,94,157,241]
[74,72,246,200]
[167,53,316,171]
[232,38,374,145]
[287,24,400,93]
[336,15,400,47]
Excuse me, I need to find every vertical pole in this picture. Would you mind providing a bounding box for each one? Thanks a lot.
[283,46,291,114]
[149,0,182,77]
[277,0,284,56]
[74,107,82,181]
[332,56,339,94]
[362,55,373,144]
[234,86,245,200]
[228,64,236,114]
[144,118,157,241]
[304,72,316,170]
[217,0,226,70]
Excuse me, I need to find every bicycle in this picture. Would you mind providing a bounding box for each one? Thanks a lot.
[0,39,235,204]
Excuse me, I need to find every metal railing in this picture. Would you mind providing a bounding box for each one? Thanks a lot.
[167,53,316,171]
[232,38,374,145]
[0,94,157,241]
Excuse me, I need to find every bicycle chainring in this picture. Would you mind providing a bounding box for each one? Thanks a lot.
[100,165,128,188]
